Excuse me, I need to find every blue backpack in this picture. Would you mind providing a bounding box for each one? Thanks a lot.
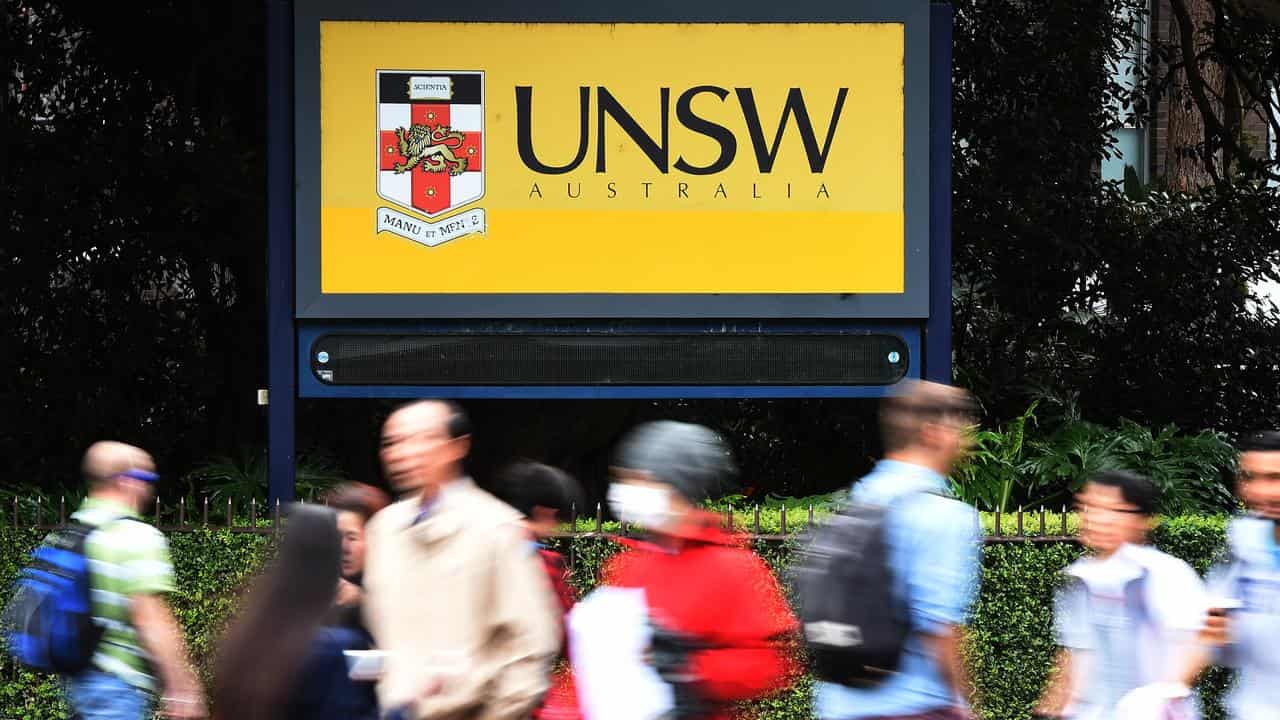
[3,521,105,674]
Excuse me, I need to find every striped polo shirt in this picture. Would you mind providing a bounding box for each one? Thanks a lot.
[72,497,175,691]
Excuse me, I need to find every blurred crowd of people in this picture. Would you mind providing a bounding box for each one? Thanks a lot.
[10,382,1280,720]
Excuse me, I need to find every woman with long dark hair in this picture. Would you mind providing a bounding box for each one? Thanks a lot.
[213,504,378,720]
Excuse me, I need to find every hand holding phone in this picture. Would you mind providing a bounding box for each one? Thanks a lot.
[1201,598,1242,647]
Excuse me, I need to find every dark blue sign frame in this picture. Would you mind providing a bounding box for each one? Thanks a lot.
[266,0,954,502]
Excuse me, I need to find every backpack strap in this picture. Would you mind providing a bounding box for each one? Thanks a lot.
[77,515,146,571]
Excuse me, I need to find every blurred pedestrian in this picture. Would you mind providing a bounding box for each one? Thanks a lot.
[815,381,982,720]
[498,460,585,720]
[1176,431,1280,719]
[498,460,582,616]
[1034,470,1209,720]
[364,400,559,720]
[323,482,391,633]
[573,421,798,720]
[68,442,205,720]
[214,504,378,720]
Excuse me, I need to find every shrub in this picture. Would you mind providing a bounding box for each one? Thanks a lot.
[951,405,1239,515]
[181,447,348,508]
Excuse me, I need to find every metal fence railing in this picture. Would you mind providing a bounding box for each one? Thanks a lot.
[2,497,1079,544]
[4,496,283,535]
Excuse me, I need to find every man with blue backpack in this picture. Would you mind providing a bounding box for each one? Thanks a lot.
[803,381,982,720]
[5,442,204,720]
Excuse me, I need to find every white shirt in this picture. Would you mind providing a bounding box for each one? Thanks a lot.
[1055,543,1209,720]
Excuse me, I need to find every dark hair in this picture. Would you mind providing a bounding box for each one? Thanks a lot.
[614,421,737,502]
[442,400,471,440]
[1090,469,1159,516]
[213,505,341,720]
[497,460,582,520]
[1239,431,1280,454]
[324,482,391,522]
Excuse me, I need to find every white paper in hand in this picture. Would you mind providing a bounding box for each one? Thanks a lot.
[1113,683,1195,720]
[568,587,674,720]
[343,650,387,682]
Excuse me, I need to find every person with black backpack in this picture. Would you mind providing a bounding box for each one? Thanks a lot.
[809,381,981,720]
[5,442,204,720]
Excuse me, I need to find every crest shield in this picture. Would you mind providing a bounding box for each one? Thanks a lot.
[376,70,485,246]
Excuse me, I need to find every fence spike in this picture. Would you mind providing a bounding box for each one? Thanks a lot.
[13,496,18,527]
[203,496,209,526]
[1038,506,1046,536]
[994,510,1002,537]
[725,503,733,530]
[274,499,281,533]
[60,496,66,526]
[35,496,41,528]
[1061,505,1068,536]
[808,504,814,525]
[179,497,185,527]
[780,508,788,535]
[154,496,161,526]
[595,502,602,534]
[251,498,258,527]
[753,505,761,535]
[1016,507,1024,537]
[226,497,233,528]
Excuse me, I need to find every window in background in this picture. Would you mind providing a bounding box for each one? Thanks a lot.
[1102,1,1150,184]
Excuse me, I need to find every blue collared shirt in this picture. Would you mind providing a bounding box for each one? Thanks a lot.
[1209,516,1280,719]
[815,460,981,720]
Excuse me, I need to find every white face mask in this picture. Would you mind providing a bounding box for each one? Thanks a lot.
[607,483,675,531]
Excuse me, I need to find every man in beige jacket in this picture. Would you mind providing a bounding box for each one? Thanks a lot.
[364,400,560,720]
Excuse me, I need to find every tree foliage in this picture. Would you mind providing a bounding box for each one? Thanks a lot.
[1145,0,1280,187]
[952,0,1280,435]
[2,1,266,489]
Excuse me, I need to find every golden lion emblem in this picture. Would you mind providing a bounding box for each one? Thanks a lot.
[391,123,469,176]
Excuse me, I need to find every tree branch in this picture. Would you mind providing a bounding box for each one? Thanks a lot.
[1168,0,1236,183]
[1167,0,1280,184]
[1226,65,1280,140]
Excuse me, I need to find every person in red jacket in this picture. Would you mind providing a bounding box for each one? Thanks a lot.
[598,421,800,720]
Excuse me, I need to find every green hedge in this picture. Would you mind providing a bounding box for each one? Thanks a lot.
[2,517,1231,720]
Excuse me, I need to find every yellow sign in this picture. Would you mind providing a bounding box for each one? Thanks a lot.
[319,22,905,294]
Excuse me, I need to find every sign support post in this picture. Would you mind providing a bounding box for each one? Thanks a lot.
[926,2,953,383]
[267,0,296,505]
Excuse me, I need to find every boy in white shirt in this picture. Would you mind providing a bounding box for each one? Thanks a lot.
[1035,470,1209,720]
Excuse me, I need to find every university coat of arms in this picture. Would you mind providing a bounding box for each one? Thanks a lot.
[376,70,485,247]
